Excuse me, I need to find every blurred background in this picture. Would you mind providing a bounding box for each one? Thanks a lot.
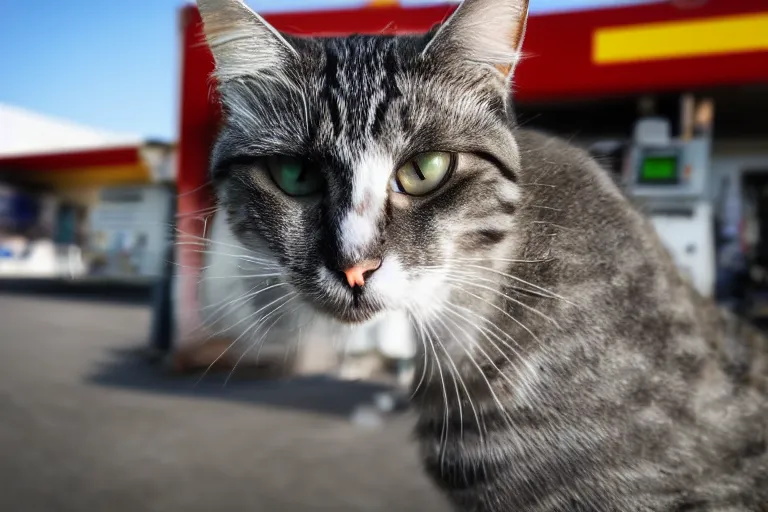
[1,0,767,511]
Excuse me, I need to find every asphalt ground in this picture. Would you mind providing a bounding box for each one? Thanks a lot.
[0,291,448,512]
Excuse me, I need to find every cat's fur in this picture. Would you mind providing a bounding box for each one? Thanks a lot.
[196,0,768,510]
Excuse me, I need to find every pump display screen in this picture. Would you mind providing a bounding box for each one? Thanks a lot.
[638,155,680,185]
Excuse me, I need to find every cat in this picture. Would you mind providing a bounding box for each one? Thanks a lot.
[195,0,768,509]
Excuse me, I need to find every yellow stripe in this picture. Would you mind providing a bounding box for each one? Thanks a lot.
[21,164,151,188]
[594,13,768,65]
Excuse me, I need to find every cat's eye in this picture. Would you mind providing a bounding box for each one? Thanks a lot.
[392,152,455,197]
[266,156,323,197]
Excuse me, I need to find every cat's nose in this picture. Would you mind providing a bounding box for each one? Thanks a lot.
[341,258,382,288]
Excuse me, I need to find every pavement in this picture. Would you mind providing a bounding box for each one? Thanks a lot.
[0,292,448,512]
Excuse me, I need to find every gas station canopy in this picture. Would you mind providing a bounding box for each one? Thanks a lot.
[0,105,173,187]
[0,145,175,188]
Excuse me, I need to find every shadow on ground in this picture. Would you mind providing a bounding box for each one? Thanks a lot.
[0,278,153,304]
[86,346,403,419]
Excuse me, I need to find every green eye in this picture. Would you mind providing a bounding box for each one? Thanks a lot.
[393,152,455,196]
[267,156,323,197]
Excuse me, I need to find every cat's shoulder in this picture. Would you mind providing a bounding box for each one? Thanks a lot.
[513,128,596,167]
[511,128,627,209]
[511,127,614,185]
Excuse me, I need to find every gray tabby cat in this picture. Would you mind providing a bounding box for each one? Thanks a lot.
[196,0,768,509]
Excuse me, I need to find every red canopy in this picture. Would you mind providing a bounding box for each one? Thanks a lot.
[0,147,140,173]
[177,0,768,204]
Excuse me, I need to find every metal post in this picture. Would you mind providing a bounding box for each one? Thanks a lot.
[148,185,177,357]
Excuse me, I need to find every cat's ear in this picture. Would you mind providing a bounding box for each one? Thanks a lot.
[423,0,529,82]
[197,0,298,82]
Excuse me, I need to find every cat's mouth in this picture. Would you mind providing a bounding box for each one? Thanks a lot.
[306,267,388,324]
[322,290,384,324]
[335,308,380,324]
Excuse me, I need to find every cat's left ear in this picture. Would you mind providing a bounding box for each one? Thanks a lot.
[423,0,529,82]
[197,0,298,82]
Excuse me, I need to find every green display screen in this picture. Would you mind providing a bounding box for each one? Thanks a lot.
[639,155,679,184]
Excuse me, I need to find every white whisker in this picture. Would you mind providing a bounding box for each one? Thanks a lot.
[201,272,283,280]
[453,263,575,306]
[423,316,451,469]
[177,245,281,266]
[201,282,292,342]
[442,274,558,342]
[442,272,562,329]
[175,229,278,259]
[442,301,542,407]
[429,310,518,430]
[436,256,554,265]
[426,322,466,441]
[195,290,296,385]
[409,314,432,401]
[224,298,299,386]
[427,315,487,444]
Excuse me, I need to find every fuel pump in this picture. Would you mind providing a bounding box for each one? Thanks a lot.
[623,117,716,298]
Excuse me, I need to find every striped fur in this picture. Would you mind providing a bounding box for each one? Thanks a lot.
[198,0,768,510]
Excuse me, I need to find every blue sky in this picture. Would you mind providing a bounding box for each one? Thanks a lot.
[0,0,651,141]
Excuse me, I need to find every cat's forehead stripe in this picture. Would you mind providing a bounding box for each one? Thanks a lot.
[339,148,394,260]
[351,149,392,207]
[319,39,408,262]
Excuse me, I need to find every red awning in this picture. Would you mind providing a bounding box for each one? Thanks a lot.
[0,147,141,173]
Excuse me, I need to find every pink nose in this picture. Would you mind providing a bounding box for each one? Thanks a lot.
[342,259,382,288]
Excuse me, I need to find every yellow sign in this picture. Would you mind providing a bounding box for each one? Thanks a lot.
[594,13,768,65]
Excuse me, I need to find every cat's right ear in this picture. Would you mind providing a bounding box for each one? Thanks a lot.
[422,0,529,83]
[197,0,298,82]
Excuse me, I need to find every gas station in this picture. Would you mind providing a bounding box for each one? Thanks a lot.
[4,4,768,509]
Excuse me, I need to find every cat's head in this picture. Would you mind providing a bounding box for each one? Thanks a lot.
[198,0,529,325]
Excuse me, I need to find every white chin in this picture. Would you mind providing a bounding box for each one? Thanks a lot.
[338,309,418,360]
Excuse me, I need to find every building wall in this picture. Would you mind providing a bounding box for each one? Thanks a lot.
[87,184,174,279]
